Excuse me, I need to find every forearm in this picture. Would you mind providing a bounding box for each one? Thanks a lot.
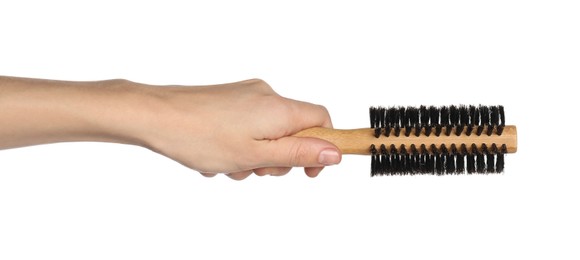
[0,76,153,150]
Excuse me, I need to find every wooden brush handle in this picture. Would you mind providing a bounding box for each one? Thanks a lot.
[293,126,518,155]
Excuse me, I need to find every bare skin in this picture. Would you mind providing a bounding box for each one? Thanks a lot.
[0,76,341,180]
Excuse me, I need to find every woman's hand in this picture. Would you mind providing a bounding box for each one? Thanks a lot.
[0,76,341,180]
[139,79,341,180]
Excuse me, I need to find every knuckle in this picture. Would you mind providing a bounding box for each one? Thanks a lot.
[227,173,243,181]
[199,172,216,178]
[247,78,272,91]
[318,105,330,117]
[254,171,268,176]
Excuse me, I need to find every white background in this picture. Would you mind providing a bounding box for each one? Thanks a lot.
[1,1,579,259]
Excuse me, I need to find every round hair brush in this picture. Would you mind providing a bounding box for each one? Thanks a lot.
[294,105,517,176]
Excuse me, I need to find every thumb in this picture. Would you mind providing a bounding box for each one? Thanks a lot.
[261,136,342,167]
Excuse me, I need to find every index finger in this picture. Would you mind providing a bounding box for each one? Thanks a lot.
[285,98,333,131]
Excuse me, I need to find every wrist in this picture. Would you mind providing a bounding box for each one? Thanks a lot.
[92,79,169,149]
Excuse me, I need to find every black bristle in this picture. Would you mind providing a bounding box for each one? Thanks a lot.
[387,107,397,127]
[480,105,490,125]
[370,107,376,128]
[428,153,436,174]
[380,144,388,175]
[398,106,406,128]
[441,106,451,136]
[385,107,396,137]
[467,144,476,174]
[459,105,469,126]
[389,144,397,173]
[450,105,459,125]
[374,128,381,138]
[404,127,412,137]
[420,144,428,173]
[414,126,422,137]
[379,107,386,127]
[496,157,505,174]
[380,144,387,154]
[370,144,377,154]
[496,126,504,135]
[410,145,419,174]
[403,107,412,137]
[467,105,477,136]
[399,145,407,174]
[490,144,499,173]
[497,105,505,135]
[401,107,410,133]
[406,152,414,175]
[450,105,460,136]
[370,144,377,176]
[466,125,473,136]
[435,125,442,136]
[440,106,449,125]
[419,106,429,136]
[372,159,379,176]
[430,144,442,175]
[429,106,440,124]
[482,144,494,173]
[394,126,401,137]
[381,145,388,175]
[393,106,401,136]
[436,154,444,175]
[491,143,498,153]
[457,144,466,173]
[476,153,486,172]
[387,107,398,137]
[424,126,432,136]
[377,107,386,137]
[486,126,494,136]
[455,105,468,136]
[445,127,452,136]
[491,106,500,126]
[442,144,454,174]
[470,105,479,125]
[478,106,488,136]
[418,152,426,173]
[475,144,486,173]
[371,157,377,176]
[481,106,493,136]
[407,107,420,137]
[411,153,420,175]
[408,106,419,125]
[380,153,388,175]
[499,106,505,126]
[476,125,484,136]
[447,145,456,173]
[487,152,496,173]
[455,125,464,136]
[429,106,441,136]
[496,144,506,173]
[420,106,429,125]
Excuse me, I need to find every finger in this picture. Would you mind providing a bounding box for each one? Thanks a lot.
[284,99,333,132]
[262,136,342,168]
[305,167,324,178]
[253,167,292,176]
[226,170,253,181]
[199,172,218,178]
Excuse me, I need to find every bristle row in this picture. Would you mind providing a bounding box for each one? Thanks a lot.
[370,143,507,176]
[369,105,506,137]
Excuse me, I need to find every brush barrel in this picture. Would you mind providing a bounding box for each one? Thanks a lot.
[293,126,517,155]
